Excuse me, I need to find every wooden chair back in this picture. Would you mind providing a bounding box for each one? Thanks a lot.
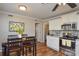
[6,35,22,55]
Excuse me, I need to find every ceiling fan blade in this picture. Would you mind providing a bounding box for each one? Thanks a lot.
[52,4,59,11]
[67,3,77,8]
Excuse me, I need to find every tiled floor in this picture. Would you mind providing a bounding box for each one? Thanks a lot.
[0,42,64,56]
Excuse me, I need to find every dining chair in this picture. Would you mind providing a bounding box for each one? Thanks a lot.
[22,37,36,56]
[6,35,22,56]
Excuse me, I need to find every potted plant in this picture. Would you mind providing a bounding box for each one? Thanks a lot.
[15,24,24,38]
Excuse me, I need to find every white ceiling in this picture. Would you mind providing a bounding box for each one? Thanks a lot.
[0,3,79,19]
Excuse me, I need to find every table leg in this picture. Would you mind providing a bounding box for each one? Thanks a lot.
[2,46,6,56]
[22,46,24,56]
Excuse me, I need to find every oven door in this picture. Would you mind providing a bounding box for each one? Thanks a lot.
[60,39,75,49]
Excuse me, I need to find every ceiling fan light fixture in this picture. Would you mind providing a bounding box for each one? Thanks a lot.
[18,5,27,11]
[58,3,66,6]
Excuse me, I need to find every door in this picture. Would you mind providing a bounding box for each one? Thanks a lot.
[35,23,43,42]
[44,23,49,44]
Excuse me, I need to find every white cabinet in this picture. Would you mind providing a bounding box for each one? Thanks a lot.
[46,35,59,51]
[54,18,62,30]
[76,14,79,30]
[49,20,56,30]
[75,39,79,56]
[49,20,53,30]
[49,17,62,30]
[49,12,79,30]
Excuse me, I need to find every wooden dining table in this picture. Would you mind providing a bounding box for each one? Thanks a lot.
[2,36,37,56]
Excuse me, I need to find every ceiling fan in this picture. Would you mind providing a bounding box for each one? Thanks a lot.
[52,3,77,11]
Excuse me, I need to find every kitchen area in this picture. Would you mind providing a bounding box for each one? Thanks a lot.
[46,11,79,56]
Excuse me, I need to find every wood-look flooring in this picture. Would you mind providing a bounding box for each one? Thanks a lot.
[37,42,64,56]
[0,42,64,56]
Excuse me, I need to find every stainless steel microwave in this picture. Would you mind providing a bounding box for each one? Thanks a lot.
[61,23,77,30]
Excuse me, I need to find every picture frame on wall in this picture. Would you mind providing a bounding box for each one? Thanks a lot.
[9,21,25,32]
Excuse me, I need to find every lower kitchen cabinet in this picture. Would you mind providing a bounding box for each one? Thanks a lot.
[46,35,59,51]
[46,35,79,56]
[75,39,79,56]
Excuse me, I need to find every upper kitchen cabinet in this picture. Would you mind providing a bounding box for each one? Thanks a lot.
[49,17,63,30]
[49,20,53,30]
[76,11,79,30]
[62,12,77,23]
[49,11,78,30]
[49,19,56,30]
[61,12,78,30]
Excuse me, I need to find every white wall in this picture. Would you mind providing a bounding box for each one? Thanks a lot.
[0,11,43,51]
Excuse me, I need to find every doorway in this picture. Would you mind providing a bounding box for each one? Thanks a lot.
[35,23,43,42]
[44,23,49,45]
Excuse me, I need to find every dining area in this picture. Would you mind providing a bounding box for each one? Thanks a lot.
[2,34,37,56]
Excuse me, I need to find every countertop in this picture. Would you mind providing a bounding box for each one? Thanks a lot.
[47,35,60,37]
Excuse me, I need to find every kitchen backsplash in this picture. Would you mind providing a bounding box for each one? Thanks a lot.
[49,30,79,37]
